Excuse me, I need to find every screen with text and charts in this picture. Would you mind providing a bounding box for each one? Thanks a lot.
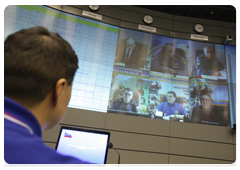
[4,5,119,113]
[55,126,110,164]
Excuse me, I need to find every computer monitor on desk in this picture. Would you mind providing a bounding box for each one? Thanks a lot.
[55,126,110,164]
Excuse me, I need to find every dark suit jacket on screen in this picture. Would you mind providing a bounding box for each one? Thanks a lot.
[115,44,147,69]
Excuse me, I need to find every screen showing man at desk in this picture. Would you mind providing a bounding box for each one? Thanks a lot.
[148,75,191,121]
[156,91,188,116]
[109,87,138,112]
[189,78,230,126]
[196,46,224,76]
[114,28,152,70]
[150,35,189,76]
[108,72,150,114]
[190,41,226,80]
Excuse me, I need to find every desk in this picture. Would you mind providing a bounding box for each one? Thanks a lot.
[201,69,227,81]
[106,165,116,167]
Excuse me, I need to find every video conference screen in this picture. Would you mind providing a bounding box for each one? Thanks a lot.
[5,5,235,127]
[109,28,231,127]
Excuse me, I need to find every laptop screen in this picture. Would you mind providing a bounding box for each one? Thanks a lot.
[55,126,110,164]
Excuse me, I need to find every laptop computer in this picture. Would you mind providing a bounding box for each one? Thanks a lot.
[55,126,110,164]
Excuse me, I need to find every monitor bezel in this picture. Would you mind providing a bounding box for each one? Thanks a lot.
[55,126,111,164]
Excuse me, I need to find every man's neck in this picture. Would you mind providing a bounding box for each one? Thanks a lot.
[202,107,211,113]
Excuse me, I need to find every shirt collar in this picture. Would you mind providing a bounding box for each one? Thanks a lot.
[4,96,42,137]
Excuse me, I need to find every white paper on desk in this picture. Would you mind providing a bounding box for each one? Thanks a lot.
[201,75,227,80]
[155,111,163,117]
[162,116,170,121]
[114,62,125,66]
[201,75,218,80]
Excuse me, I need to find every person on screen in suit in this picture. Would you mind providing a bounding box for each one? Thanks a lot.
[115,38,146,69]
[156,91,188,116]
[109,88,138,113]
[151,43,188,76]
[196,46,224,76]
[4,26,91,164]
[191,93,230,126]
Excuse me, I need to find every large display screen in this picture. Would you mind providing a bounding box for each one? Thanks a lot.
[4,5,119,113]
[108,27,231,127]
[4,5,235,127]
[225,45,236,128]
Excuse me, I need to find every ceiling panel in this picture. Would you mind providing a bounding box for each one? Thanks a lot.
[188,5,208,17]
[132,5,236,23]
[174,5,192,16]
[202,6,223,19]
[216,9,236,21]
[160,5,177,14]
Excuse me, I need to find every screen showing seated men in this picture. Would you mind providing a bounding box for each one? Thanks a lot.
[5,5,234,127]
[150,34,190,77]
[114,28,152,71]
[189,41,226,80]
[107,27,232,127]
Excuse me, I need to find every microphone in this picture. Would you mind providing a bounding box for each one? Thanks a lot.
[107,142,120,164]
[107,142,113,149]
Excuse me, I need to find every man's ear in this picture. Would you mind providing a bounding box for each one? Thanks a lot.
[53,78,67,106]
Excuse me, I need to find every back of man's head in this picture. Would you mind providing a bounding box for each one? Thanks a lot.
[4,26,78,106]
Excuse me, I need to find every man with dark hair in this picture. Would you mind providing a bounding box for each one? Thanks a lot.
[156,91,188,116]
[196,46,224,76]
[191,93,230,126]
[109,87,138,112]
[151,43,188,76]
[4,26,90,164]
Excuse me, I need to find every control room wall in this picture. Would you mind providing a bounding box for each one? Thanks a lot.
[42,5,236,164]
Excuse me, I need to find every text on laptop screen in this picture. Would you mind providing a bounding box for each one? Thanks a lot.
[55,127,110,164]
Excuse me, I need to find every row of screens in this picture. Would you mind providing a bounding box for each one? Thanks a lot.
[108,73,230,126]
[4,5,236,127]
[114,28,228,81]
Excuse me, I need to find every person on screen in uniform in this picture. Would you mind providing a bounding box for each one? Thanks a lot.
[196,46,224,76]
[115,38,146,69]
[151,43,188,76]
[191,93,230,126]
[110,88,138,113]
[4,26,91,164]
[156,91,188,116]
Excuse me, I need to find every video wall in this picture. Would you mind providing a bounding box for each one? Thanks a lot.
[108,28,232,127]
[4,5,236,127]
[4,5,119,113]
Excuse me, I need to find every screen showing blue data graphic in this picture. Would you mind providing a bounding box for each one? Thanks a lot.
[56,127,110,164]
[4,5,119,113]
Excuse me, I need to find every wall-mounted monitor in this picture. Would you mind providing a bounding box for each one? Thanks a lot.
[225,45,236,128]
[4,5,119,113]
[5,5,234,127]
